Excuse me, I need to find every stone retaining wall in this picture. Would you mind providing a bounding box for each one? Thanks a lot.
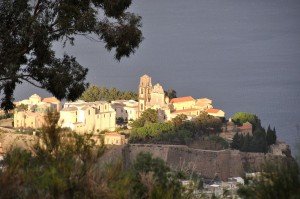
[123,144,290,180]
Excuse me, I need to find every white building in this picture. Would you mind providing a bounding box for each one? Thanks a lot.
[59,100,116,134]
[111,100,139,121]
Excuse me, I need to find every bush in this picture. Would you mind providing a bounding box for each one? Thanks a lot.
[232,112,261,130]
[208,135,229,149]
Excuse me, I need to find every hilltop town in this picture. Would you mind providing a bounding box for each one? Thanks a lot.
[10,75,225,131]
[0,74,293,198]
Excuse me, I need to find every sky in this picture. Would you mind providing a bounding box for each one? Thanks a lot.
[14,0,300,151]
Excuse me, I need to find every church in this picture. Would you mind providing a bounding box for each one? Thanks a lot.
[137,74,225,121]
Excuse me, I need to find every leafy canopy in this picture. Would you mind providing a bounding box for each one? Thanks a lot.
[80,85,137,102]
[131,109,159,128]
[238,161,300,199]
[0,0,143,111]
[232,112,262,129]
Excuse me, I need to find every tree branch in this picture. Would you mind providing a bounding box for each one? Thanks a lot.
[33,0,42,16]
[20,77,44,89]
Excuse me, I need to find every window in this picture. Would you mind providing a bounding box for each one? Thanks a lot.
[104,114,105,118]
[88,110,90,115]
[140,88,143,94]
[140,104,143,110]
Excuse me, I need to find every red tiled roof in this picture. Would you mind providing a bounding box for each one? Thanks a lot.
[170,96,195,103]
[42,97,60,103]
[206,108,221,113]
[239,122,252,130]
[173,108,199,114]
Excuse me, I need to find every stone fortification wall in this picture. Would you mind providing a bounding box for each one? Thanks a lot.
[124,144,290,180]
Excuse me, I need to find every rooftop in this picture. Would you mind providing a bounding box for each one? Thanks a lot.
[173,108,199,114]
[170,96,195,103]
[42,97,60,103]
[206,108,222,113]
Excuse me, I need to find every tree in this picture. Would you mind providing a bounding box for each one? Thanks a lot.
[15,104,28,112]
[79,85,101,102]
[131,109,158,128]
[231,128,268,153]
[165,89,177,100]
[232,112,262,129]
[0,111,106,198]
[266,125,277,146]
[192,112,222,135]
[80,85,138,102]
[131,152,182,199]
[238,160,300,198]
[172,114,187,127]
[0,0,143,112]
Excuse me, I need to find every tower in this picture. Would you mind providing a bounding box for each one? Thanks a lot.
[138,74,152,115]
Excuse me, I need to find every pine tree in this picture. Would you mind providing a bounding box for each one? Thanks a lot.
[266,126,277,146]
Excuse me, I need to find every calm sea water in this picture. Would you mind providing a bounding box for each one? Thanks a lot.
[14,0,300,154]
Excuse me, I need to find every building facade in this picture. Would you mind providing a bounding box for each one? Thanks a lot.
[111,100,139,121]
[136,74,225,121]
[59,100,116,134]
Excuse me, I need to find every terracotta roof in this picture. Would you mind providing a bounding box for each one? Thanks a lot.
[239,122,253,130]
[170,96,195,103]
[206,108,221,113]
[238,125,252,130]
[196,98,212,105]
[173,108,199,114]
[42,97,60,103]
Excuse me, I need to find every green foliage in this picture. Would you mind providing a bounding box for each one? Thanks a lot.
[131,109,158,128]
[80,85,138,102]
[238,161,300,198]
[165,89,177,100]
[231,128,269,153]
[172,114,188,127]
[0,111,105,198]
[266,125,277,146]
[130,112,223,145]
[116,117,125,125]
[0,0,143,111]
[130,122,174,142]
[0,113,13,120]
[100,153,182,199]
[208,135,229,149]
[15,104,28,112]
[192,112,223,135]
[232,112,262,129]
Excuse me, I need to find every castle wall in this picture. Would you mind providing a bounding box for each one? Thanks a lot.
[123,144,289,180]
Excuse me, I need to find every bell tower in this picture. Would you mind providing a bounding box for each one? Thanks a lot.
[138,74,152,115]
